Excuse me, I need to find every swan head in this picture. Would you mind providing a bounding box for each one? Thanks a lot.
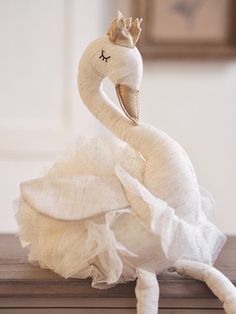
[78,12,143,123]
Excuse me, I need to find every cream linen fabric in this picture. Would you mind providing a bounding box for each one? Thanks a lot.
[17,138,225,288]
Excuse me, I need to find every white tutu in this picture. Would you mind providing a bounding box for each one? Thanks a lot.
[16,138,226,289]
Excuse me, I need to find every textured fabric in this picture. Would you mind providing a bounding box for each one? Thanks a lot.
[21,175,129,221]
[16,138,226,289]
[135,268,159,314]
[115,166,226,266]
[175,259,236,314]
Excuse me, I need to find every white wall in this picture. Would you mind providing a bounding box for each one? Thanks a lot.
[0,0,235,234]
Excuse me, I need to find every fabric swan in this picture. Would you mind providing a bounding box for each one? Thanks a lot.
[16,11,236,314]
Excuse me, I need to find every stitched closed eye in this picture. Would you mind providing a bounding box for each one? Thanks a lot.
[99,50,111,62]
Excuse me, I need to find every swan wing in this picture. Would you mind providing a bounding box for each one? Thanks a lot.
[20,175,129,221]
[115,165,226,264]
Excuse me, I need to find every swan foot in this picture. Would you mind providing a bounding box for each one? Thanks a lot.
[135,268,159,314]
[174,259,236,314]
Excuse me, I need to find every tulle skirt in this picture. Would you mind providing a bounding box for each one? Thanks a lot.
[16,138,226,289]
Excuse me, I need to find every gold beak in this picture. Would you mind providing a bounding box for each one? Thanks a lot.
[115,84,139,124]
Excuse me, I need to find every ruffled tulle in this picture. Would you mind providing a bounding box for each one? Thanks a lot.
[17,199,130,287]
[16,137,226,289]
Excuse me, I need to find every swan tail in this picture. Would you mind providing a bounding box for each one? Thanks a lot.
[174,259,236,314]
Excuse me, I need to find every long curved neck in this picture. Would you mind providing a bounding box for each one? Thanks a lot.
[78,62,157,159]
[78,62,202,224]
[78,65,134,142]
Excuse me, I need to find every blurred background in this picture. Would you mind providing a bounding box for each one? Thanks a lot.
[0,0,235,234]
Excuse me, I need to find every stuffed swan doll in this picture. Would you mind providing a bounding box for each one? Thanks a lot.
[17,11,236,314]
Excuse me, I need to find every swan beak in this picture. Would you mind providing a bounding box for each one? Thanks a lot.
[115,84,139,124]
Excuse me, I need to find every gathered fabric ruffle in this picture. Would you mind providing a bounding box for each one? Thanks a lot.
[16,198,137,288]
[16,137,226,289]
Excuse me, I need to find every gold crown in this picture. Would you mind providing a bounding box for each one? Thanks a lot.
[107,11,142,48]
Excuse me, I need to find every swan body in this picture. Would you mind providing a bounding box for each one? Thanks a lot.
[16,12,236,314]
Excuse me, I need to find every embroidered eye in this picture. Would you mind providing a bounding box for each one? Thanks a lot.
[99,50,111,62]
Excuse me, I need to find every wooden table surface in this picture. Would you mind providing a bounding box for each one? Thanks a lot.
[0,234,235,300]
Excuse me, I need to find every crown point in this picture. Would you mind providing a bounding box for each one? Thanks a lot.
[125,17,132,29]
[107,11,142,48]
[117,10,123,20]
